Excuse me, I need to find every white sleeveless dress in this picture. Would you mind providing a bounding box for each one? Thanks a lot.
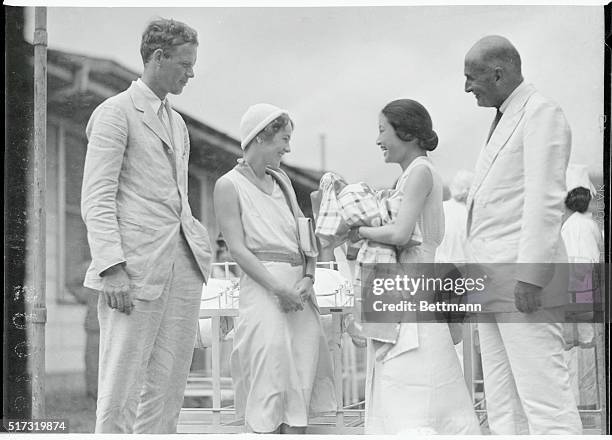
[223,169,336,433]
[365,157,481,434]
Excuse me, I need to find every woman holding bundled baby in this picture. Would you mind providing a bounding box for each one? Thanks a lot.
[354,99,481,434]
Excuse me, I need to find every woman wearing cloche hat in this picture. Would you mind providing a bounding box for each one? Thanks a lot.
[213,104,335,434]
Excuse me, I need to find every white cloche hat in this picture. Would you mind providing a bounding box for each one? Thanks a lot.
[239,103,288,150]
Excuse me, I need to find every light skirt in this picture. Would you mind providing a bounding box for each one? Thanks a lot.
[365,322,481,435]
[231,261,336,433]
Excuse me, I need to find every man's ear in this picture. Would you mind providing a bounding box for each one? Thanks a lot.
[152,48,164,64]
[494,66,503,82]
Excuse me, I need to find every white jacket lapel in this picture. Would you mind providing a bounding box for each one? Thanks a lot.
[468,111,525,202]
[129,82,174,150]
[467,84,536,206]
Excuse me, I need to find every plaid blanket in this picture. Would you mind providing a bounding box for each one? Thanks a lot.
[315,172,350,248]
[314,172,424,348]
[314,173,401,344]
[314,172,424,283]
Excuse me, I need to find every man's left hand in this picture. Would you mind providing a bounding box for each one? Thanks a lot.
[514,280,542,313]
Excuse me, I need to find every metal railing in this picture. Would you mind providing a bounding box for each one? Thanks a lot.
[180,261,363,434]
[180,261,607,434]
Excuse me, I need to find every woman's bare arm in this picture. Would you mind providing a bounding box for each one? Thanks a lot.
[359,165,432,247]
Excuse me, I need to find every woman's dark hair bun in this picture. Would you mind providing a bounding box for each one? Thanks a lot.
[421,130,438,151]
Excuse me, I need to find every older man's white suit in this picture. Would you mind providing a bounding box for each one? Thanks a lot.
[82,80,213,433]
[466,82,582,434]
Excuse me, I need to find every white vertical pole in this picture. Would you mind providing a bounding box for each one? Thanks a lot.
[30,6,48,419]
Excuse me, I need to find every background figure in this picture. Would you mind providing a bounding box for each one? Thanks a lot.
[436,170,474,264]
[211,234,240,279]
[81,18,212,434]
[464,35,582,434]
[562,164,603,264]
[436,169,475,371]
[561,166,603,410]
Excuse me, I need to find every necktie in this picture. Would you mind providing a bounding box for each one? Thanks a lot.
[157,101,173,142]
[487,109,503,143]
[157,101,178,183]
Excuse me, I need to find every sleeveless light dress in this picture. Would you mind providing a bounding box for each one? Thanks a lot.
[365,157,481,435]
[223,169,336,433]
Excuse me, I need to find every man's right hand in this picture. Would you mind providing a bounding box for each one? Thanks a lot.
[514,280,542,314]
[101,264,134,315]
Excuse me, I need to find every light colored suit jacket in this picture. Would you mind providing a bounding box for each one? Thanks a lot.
[81,81,212,300]
[465,83,570,311]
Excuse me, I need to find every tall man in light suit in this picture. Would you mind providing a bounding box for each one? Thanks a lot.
[463,36,582,434]
[81,19,212,433]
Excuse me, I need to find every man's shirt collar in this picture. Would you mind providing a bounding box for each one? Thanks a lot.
[499,80,527,113]
[136,78,168,113]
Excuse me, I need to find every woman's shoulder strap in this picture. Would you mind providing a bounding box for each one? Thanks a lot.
[266,166,292,185]
[396,157,434,190]
[266,167,304,218]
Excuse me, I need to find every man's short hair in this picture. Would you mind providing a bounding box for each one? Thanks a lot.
[140,18,198,64]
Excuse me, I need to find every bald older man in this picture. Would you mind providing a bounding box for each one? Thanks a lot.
[463,36,582,434]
